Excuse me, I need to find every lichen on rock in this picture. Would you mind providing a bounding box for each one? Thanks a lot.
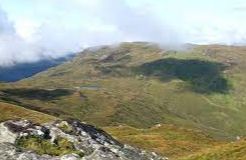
[0,119,168,160]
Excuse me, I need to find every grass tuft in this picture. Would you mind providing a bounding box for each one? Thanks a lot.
[16,136,84,157]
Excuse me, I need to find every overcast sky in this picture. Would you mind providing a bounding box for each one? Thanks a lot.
[0,0,246,66]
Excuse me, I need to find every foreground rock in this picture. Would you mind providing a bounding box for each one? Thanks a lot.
[0,119,167,160]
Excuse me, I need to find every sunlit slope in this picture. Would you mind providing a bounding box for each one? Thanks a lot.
[2,42,246,139]
[104,124,221,160]
[106,124,246,160]
[0,102,56,123]
[181,139,246,160]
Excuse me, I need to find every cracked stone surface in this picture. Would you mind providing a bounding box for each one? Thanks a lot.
[0,119,168,160]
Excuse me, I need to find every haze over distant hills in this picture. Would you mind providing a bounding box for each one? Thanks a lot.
[0,54,74,82]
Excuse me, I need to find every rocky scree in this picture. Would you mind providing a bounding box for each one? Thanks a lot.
[0,119,168,160]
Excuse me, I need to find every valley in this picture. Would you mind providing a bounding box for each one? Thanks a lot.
[0,42,246,159]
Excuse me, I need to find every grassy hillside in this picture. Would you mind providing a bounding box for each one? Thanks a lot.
[106,124,246,160]
[1,42,246,140]
[181,139,246,160]
[104,124,222,159]
[0,102,56,123]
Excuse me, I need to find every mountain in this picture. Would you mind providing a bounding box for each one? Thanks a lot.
[0,55,74,82]
[0,42,246,159]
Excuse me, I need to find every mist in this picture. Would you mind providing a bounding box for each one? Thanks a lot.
[0,0,246,66]
[0,0,185,66]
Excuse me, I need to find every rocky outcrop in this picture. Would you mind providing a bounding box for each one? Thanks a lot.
[0,119,168,160]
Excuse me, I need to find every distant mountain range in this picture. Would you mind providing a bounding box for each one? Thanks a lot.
[0,54,75,82]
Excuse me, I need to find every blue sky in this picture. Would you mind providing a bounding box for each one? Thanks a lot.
[0,0,246,65]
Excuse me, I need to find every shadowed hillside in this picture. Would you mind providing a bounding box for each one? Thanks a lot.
[135,58,230,93]
[1,88,73,101]
[0,55,74,82]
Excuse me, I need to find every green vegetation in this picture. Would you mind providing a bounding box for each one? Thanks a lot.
[57,122,74,133]
[1,42,246,158]
[105,124,221,159]
[134,58,230,93]
[1,88,73,101]
[16,136,84,157]
[1,43,245,138]
[0,102,56,123]
[181,139,246,160]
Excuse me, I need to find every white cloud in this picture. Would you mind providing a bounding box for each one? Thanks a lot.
[14,18,39,40]
[0,0,246,66]
[0,8,35,66]
[0,0,184,66]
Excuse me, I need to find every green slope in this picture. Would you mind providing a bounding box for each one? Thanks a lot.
[1,42,246,140]
[104,124,221,160]
[0,102,56,123]
[181,139,246,160]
